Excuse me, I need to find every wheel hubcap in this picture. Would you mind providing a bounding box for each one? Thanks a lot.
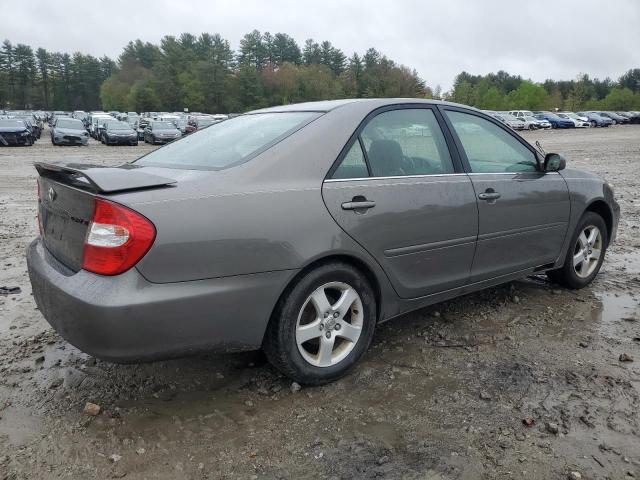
[295,282,364,368]
[572,225,603,278]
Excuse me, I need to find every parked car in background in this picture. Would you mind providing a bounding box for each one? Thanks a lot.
[102,121,139,146]
[89,115,112,138]
[27,99,619,385]
[557,113,590,128]
[593,111,629,125]
[577,112,612,127]
[617,111,640,124]
[509,110,534,119]
[51,118,89,145]
[493,113,526,130]
[96,118,118,141]
[143,120,182,144]
[524,115,551,129]
[533,112,575,129]
[14,113,42,139]
[0,118,34,146]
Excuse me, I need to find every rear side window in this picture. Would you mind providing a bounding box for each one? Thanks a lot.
[445,111,538,173]
[361,109,454,177]
[136,112,320,170]
[330,108,454,179]
[332,142,369,179]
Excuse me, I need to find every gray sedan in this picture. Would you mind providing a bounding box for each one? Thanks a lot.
[27,99,619,385]
[50,118,89,146]
[143,121,182,144]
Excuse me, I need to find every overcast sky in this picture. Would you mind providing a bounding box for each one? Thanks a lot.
[5,0,639,90]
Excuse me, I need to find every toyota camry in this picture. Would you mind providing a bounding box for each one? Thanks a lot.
[27,99,619,385]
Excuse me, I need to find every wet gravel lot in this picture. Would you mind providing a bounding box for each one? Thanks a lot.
[0,126,639,480]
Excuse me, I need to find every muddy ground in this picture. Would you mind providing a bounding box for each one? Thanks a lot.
[0,126,639,480]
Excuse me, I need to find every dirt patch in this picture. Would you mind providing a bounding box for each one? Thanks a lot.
[1,127,639,479]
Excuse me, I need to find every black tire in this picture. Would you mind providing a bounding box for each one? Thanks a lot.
[551,123,557,129]
[263,262,377,385]
[590,120,597,128]
[547,212,608,289]
[151,135,156,144]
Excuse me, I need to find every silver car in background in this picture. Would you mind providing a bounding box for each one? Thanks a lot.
[50,118,89,145]
[27,99,619,385]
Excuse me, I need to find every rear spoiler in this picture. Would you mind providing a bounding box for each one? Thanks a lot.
[34,161,176,194]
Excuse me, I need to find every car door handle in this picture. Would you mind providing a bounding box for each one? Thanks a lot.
[341,199,376,210]
[478,192,501,201]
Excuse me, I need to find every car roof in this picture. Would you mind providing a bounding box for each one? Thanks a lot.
[249,98,474,114]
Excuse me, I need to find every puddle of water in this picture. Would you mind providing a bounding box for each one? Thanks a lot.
[592,291,639,338]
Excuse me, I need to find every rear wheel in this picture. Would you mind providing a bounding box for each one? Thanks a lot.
[547,212,607,289]
[263,262,377,385]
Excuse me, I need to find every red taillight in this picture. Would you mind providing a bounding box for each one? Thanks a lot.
[82,198,156,276]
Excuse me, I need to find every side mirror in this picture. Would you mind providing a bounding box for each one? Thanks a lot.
[544,153,566,172]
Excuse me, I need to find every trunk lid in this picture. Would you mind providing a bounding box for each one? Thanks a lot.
[36,162,176,272]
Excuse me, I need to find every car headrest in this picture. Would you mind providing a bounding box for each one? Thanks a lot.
[368,139,404,177]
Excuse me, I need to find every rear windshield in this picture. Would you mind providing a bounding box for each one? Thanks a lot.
[136,112,321,170]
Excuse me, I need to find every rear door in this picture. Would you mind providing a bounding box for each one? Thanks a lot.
[322,105,478,299]
[441,107,570,282]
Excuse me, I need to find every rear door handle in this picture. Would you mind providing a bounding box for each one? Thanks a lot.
[478,192,501,201]
[341,199,376,210]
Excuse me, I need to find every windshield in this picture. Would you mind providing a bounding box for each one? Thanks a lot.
[152,121,177,129]
[137,111,320,170]
[108,122,131,130]
[57,119,83,129]
[0,119,25,128]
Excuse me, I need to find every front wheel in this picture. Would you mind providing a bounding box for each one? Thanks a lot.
[263,262,377,385]
[547,212,608,289]
[590,120,597,128]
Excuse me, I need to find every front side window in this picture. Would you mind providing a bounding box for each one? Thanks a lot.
[360,108,454,177]
[445,111,538,173]
[136,112,320,170]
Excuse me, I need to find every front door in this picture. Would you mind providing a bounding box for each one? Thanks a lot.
[322,106,478,299]
[442,108,571,282]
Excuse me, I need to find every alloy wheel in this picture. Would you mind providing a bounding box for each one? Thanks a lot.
[572,225,603,278]
[295,282,364,367]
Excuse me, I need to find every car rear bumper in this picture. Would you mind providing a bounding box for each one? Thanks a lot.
[27,238,294,362]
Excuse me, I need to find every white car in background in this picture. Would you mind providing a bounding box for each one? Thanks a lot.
[557,112,590,128]
[509,110,535,119]
[493,112,526,130]
[524,115,551,129]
